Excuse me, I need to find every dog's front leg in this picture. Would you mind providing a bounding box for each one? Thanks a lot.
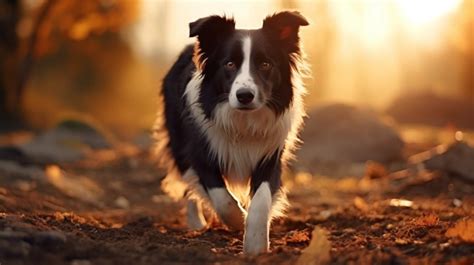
[244,151,282,255]
[244,182,273,255]
[191,153,244,231]
[208,188,244,230]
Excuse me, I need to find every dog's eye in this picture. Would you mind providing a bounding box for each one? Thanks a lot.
[259,62,272,71]
[224,61,236,71]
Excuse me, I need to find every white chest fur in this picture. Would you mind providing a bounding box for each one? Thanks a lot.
[209,103,291,182]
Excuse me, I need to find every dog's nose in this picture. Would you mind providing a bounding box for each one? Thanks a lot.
[236,89,255,105]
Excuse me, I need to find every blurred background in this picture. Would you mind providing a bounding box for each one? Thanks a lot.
[0,2,473,263]
[0,0,472,139]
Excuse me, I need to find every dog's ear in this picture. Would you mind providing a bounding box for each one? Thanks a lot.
[262,11,308,53]
[189,15,235,56]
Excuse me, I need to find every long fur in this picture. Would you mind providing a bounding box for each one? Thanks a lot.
[153,11,309,222]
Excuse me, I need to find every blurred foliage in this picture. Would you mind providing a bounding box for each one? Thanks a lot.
[1,0,472,135]
[32,0,138,56]
[0,0,139,123]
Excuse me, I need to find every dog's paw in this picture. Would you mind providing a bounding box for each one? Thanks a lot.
[187,201,207,230]
[243,231,269,255]
[187,217,206,230]
[219,210,244,231]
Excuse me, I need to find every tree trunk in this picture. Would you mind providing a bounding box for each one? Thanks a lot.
[0,0,20,119]
[14,0,56,114]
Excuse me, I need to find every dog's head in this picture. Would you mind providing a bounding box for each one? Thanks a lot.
[190,11,308,118]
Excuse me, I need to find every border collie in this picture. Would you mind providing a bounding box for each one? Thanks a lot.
[154,11,308,255]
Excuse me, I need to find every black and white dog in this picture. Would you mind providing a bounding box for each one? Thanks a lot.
[154,11,308,255]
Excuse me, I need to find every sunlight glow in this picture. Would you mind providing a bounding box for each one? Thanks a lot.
[128,0,467,109]
[131,0,276,59]
[395,0,462,27]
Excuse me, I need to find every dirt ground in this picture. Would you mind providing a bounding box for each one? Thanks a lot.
[0,132,473,265]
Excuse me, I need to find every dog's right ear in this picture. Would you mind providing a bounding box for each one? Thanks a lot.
[189,15,235,57]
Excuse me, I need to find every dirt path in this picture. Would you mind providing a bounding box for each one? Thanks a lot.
[0,147,473,265]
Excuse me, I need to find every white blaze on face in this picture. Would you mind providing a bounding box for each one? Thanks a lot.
[229,37,260,109]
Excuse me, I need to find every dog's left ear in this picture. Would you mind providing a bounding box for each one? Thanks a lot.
[262,11,309,53]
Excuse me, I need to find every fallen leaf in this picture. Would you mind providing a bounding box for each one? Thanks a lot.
[284,230,310,243]
[46,166,103,204]
[389,199,413,208]
[413,214,439,227]
[395,238,409,245]
[297,227,331,265]
[446,219,474,243]
[353,196,369,212]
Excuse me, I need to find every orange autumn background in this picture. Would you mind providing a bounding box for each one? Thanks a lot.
[1,1,474,264]
[1,0,472,137]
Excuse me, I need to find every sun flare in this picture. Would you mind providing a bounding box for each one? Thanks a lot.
[395,0,462,26]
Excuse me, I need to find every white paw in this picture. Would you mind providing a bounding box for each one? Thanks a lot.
[243,182,272,255]
[243,229,269,255]
[187,200,207,230]
[208,188,244,230]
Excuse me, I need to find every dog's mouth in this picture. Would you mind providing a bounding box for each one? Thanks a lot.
[232,100,265,112]
[234,103,266,113]
[236,106,257,111]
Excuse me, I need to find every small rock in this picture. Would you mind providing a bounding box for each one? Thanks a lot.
[55,119,112,149]
[452,198,463,207]
[0,239,31,257]
[0,230,28,240]
[424,141,474,182]
[115,196,130,209]
[0,160,44,180]
[0,146,31,164]
[133,133,153,151]
[298,103,404,176]
[386,91,474,129]
[32,230,67,246]
[16,119,112,164]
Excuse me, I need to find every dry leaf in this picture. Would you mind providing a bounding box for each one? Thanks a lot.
[354,196,369,212]
[389,199,413,208]
[395,238,409,245]
[297,227,331,265]
[446,219,474,243]
[285,230,310,243]
[413,214,439,227]
[46,165,103,203]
